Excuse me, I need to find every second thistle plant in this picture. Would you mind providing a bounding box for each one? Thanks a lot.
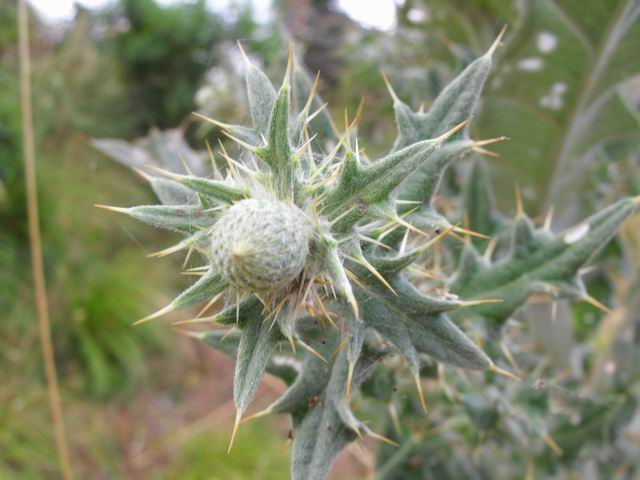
[97,30,639,479]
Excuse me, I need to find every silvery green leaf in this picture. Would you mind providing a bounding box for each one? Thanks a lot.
[256,84,297,199]
[203,330,300,385]
[291,346,387,480]
[397,139,477,213]
[357,278,492,370]
[173,269,226,310]
[392,38,497,151]
[234,311,281,413]
[452,196,639,322]
[262,323,341,418]
[148,177,199,206]
[463,158,506,242]
[111,204,216,233]
[157,172,249,203]
[92,128,208,176]
[324,136,472,231]
[212,296,263,327]
[245,58,277,135]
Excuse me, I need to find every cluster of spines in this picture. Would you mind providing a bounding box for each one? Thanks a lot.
[95,26,640,479]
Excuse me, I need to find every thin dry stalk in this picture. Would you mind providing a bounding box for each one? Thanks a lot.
[18,1,74,478]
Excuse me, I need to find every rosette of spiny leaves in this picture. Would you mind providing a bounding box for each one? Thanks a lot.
[374,161,640,478]
[97,31,639,479]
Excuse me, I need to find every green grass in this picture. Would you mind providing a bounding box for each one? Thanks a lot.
[164,419,291,480]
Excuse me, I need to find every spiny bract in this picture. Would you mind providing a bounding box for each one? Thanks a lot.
[97,31,639,480]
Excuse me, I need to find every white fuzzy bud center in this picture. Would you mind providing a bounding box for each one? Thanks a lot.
[211,199,310,292]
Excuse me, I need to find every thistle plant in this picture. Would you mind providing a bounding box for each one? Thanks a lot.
[97,30,640,479]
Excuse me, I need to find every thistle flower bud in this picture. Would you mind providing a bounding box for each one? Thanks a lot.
[211,198,310,292]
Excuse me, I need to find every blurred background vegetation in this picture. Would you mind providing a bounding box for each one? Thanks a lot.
[1,0,639,478]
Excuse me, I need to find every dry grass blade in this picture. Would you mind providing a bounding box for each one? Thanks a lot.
[18,1,74,477]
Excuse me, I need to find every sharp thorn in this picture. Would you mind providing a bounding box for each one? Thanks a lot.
[170,316,216,326]
[298,339,327,363]
[347,291,360,320]
[146,164,181,179]
[473,146,500,158]
[500,341,521,376]
[241,407,273,424]
[343,109,352,152]
[349,254,397,295]
[237,41,251,66]
[392,214,430,237]
[301,71,320,117]
[286,333,297,353]
[180,155,193,176]
[388,403,402,436]
[380,70,400,103]
[147,241,187,258]
[192,111,233,129]
[184,265,210,272]
[346,362,355,401]
[94,204,129,214]
[459,298,503,308]
[222,131,258,152]
[352,424,364,441]
[487,25,508,57]
[132,167,153,182]
[515,183,524,217]
[205,140,220,177]
[281,45,293,89]
[544,206,555,231]
[173,328,206,340]
[228,410,243,454]
[368,430,399,447]
[415,225,456,253]
[484,237,497,261]
[134,303,174,325]
[453,225,491,240]
[359,234,393,250]
[414,374,428,414]
[345,268,366,292]
[196,292,224,319]
[182,246,194,270]
[434,117,471,143]
[490,364,521,382]
[293,133,318,162]
[332,337,348,358]
[582,294,613,315]
[306,103,328,123]
[474,136,509,147]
